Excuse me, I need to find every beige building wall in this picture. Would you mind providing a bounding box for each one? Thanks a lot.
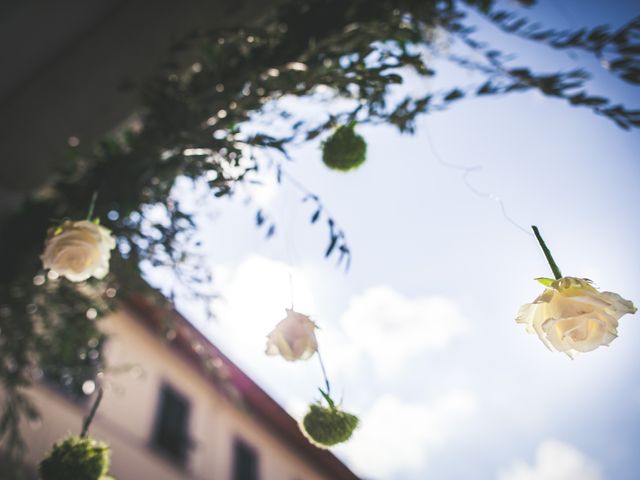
[14,308,335,480]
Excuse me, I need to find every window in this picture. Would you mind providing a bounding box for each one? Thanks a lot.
[232,438,259,480]
[152,383,191,465]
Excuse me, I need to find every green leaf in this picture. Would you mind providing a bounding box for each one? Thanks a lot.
[535,277,555,286]
[318,388,335,409]
[444,88,464,101]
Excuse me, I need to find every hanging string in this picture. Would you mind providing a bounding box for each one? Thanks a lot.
[277,167,302,310]
[423,123,534,238]
[288,271,295,309]
[273,158,340,308]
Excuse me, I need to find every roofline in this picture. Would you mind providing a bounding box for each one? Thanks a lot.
[124,294,360,480]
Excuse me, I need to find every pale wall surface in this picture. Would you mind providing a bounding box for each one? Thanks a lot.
[15,308,332,480]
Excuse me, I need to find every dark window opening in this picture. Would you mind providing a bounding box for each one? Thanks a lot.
[232,438,259,480]
[152,384,191,466]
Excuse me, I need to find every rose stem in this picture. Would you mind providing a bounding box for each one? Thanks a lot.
[316,347,331,399]
[86,191,98,220]
[531,225,563,280]
[81,387,104,438]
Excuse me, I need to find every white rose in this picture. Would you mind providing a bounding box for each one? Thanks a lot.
[517,277,636,358]
[41,220,116,282]
[265,309,318,361]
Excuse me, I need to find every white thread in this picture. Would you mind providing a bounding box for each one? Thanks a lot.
[423,124,534,238]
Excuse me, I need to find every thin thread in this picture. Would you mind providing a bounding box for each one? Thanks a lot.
[278,169,302,310]
[288,271,295,309]
[423,123,533,238]
[276,161,343,307]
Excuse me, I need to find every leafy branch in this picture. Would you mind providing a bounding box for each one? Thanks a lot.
[485,11,640,85]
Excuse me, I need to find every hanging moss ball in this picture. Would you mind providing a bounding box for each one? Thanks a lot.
[300,404,359,448]
[38,436,112,480]
[321,123,367,171]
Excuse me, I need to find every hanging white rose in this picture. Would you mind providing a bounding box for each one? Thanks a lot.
[517,277,636,358]
[517,226,637,357]
[265,309,318,361]
[41,220,116,282]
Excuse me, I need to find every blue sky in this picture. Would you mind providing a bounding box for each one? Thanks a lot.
[147,1,640,478]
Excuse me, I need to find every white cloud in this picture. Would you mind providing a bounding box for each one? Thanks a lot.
[498,440,603,480]
[214,254,316,327]
[339,286,469,376]
[338,390,477,478]
[201,255,319,390]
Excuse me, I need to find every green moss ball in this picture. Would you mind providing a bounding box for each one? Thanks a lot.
[38,436,112,480]
[321,124,367,171]
[300,404,359,448]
